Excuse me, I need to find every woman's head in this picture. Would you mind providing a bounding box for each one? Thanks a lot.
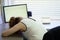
[9,17,23,28]
[9,17,23,35]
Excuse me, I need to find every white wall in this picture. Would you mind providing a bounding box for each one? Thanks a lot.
[2,0,60,29]
[0,0,3,24]
[0,6,2,24]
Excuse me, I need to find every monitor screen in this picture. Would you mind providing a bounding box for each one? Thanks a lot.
[3,4,27,22]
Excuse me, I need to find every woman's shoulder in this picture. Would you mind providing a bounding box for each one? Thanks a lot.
[21,18,36,22]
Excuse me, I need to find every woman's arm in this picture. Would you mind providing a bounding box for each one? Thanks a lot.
[2,22,26,37]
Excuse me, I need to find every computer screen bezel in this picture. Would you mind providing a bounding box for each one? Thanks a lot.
[3,4,28,23]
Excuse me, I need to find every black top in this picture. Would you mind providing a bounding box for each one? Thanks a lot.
[43,26,60,40]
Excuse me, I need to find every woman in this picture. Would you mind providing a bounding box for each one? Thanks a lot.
[2,17,47,40]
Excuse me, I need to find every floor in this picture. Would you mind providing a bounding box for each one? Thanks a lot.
[0,23,23,40]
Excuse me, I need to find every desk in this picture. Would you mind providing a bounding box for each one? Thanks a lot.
[0,23,23,40]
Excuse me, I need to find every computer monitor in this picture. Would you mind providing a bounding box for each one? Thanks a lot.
[3,4,27,23]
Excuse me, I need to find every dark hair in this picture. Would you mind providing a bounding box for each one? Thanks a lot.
[15,17,21,24]
[9,17,22,28]
[9,17,16,28]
